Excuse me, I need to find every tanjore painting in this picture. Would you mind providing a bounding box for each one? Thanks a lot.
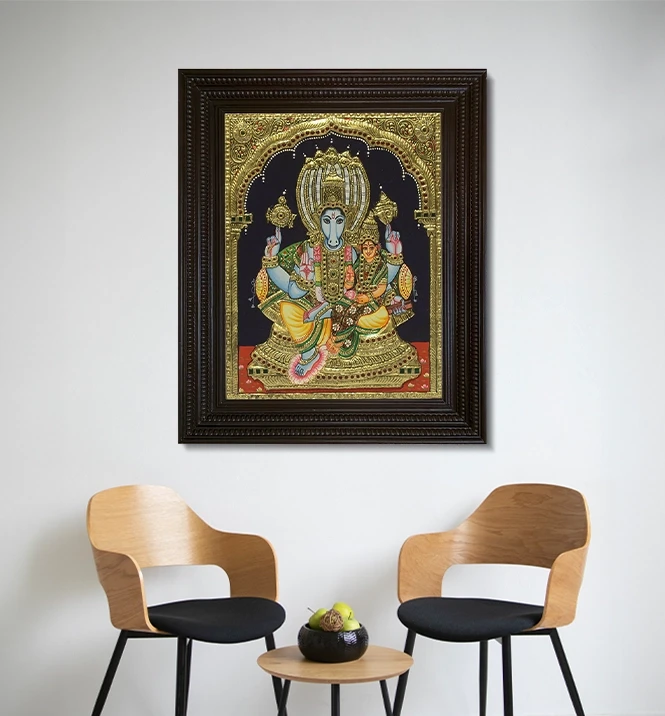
[226,114,441,399]
[179,70,485,444]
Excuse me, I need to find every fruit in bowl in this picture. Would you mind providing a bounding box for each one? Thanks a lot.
[332,602,354,621]
[308,608,328,630]
[298,604,369,663]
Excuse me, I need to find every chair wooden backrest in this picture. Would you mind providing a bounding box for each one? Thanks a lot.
[397,484,590,631]
[87,485,279,633]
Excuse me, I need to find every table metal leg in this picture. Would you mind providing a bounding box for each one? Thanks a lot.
[265,635,287,715]
[331,683,340,716]
[277,680,291,716]
[380,680,393,716]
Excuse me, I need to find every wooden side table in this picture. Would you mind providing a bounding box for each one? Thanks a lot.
[258,645,413,716]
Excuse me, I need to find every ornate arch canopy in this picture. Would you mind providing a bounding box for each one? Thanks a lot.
[225,113,441,235]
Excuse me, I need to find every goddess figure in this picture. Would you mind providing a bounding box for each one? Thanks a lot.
[249,147,420,389]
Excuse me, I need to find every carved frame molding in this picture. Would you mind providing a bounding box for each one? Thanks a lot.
[179,69,486,444]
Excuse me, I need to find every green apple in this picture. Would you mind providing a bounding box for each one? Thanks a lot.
[308,608,328,629]
[332,602,354,621]
[342,618,361,632]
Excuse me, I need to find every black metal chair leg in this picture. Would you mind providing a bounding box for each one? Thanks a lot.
[479,640,488,716]
[175,637,191,716]
[550,630,586,716]
[392,629,416,716]
[91,631,129,716]
[182,639,193,715]
[501,636,514,716]
[265,633,287,713]
[331,683,341,716]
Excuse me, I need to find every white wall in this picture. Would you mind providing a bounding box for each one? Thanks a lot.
[1,1,664,715]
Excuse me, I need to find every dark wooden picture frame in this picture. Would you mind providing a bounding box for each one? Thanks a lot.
[179,69,486,443]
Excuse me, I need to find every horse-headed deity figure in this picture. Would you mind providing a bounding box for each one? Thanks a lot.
[250,147,419,389]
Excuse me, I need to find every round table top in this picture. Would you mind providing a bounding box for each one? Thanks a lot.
[257,645,413,685]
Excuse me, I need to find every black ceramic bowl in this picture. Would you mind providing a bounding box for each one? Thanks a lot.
[297,624,369,663]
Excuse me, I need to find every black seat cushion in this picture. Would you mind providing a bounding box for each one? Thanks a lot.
[148,597,286,644]
[398,597,543,643]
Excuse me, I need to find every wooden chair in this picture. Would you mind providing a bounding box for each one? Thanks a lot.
[87,485,287,716]
[393,483,590,716]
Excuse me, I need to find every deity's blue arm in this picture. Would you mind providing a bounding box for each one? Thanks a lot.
[387,263,400,283]
[263,228,308,299]
[287,277,308,299]
[265,265,308,299]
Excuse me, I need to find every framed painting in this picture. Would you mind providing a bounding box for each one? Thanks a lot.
[179,70,486,443]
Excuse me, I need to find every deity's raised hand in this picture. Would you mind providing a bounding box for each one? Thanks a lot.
[391,296,406,315]
[265,227,282,257]
[384,224,403,255]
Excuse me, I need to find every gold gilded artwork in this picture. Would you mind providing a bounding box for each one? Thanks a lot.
[225,113,442,400]
[179,70,486,444]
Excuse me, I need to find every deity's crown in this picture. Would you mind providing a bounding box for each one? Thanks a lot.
[296,147,371,242]
[359,211,380,244]
[319,167,347,213]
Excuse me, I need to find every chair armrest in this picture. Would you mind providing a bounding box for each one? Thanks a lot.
[529,545,588,631]
[91,546,159,632]
[398,531,460,603]
[209,531,280,601]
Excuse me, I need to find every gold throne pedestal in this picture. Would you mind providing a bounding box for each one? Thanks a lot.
[247,317,421,391]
